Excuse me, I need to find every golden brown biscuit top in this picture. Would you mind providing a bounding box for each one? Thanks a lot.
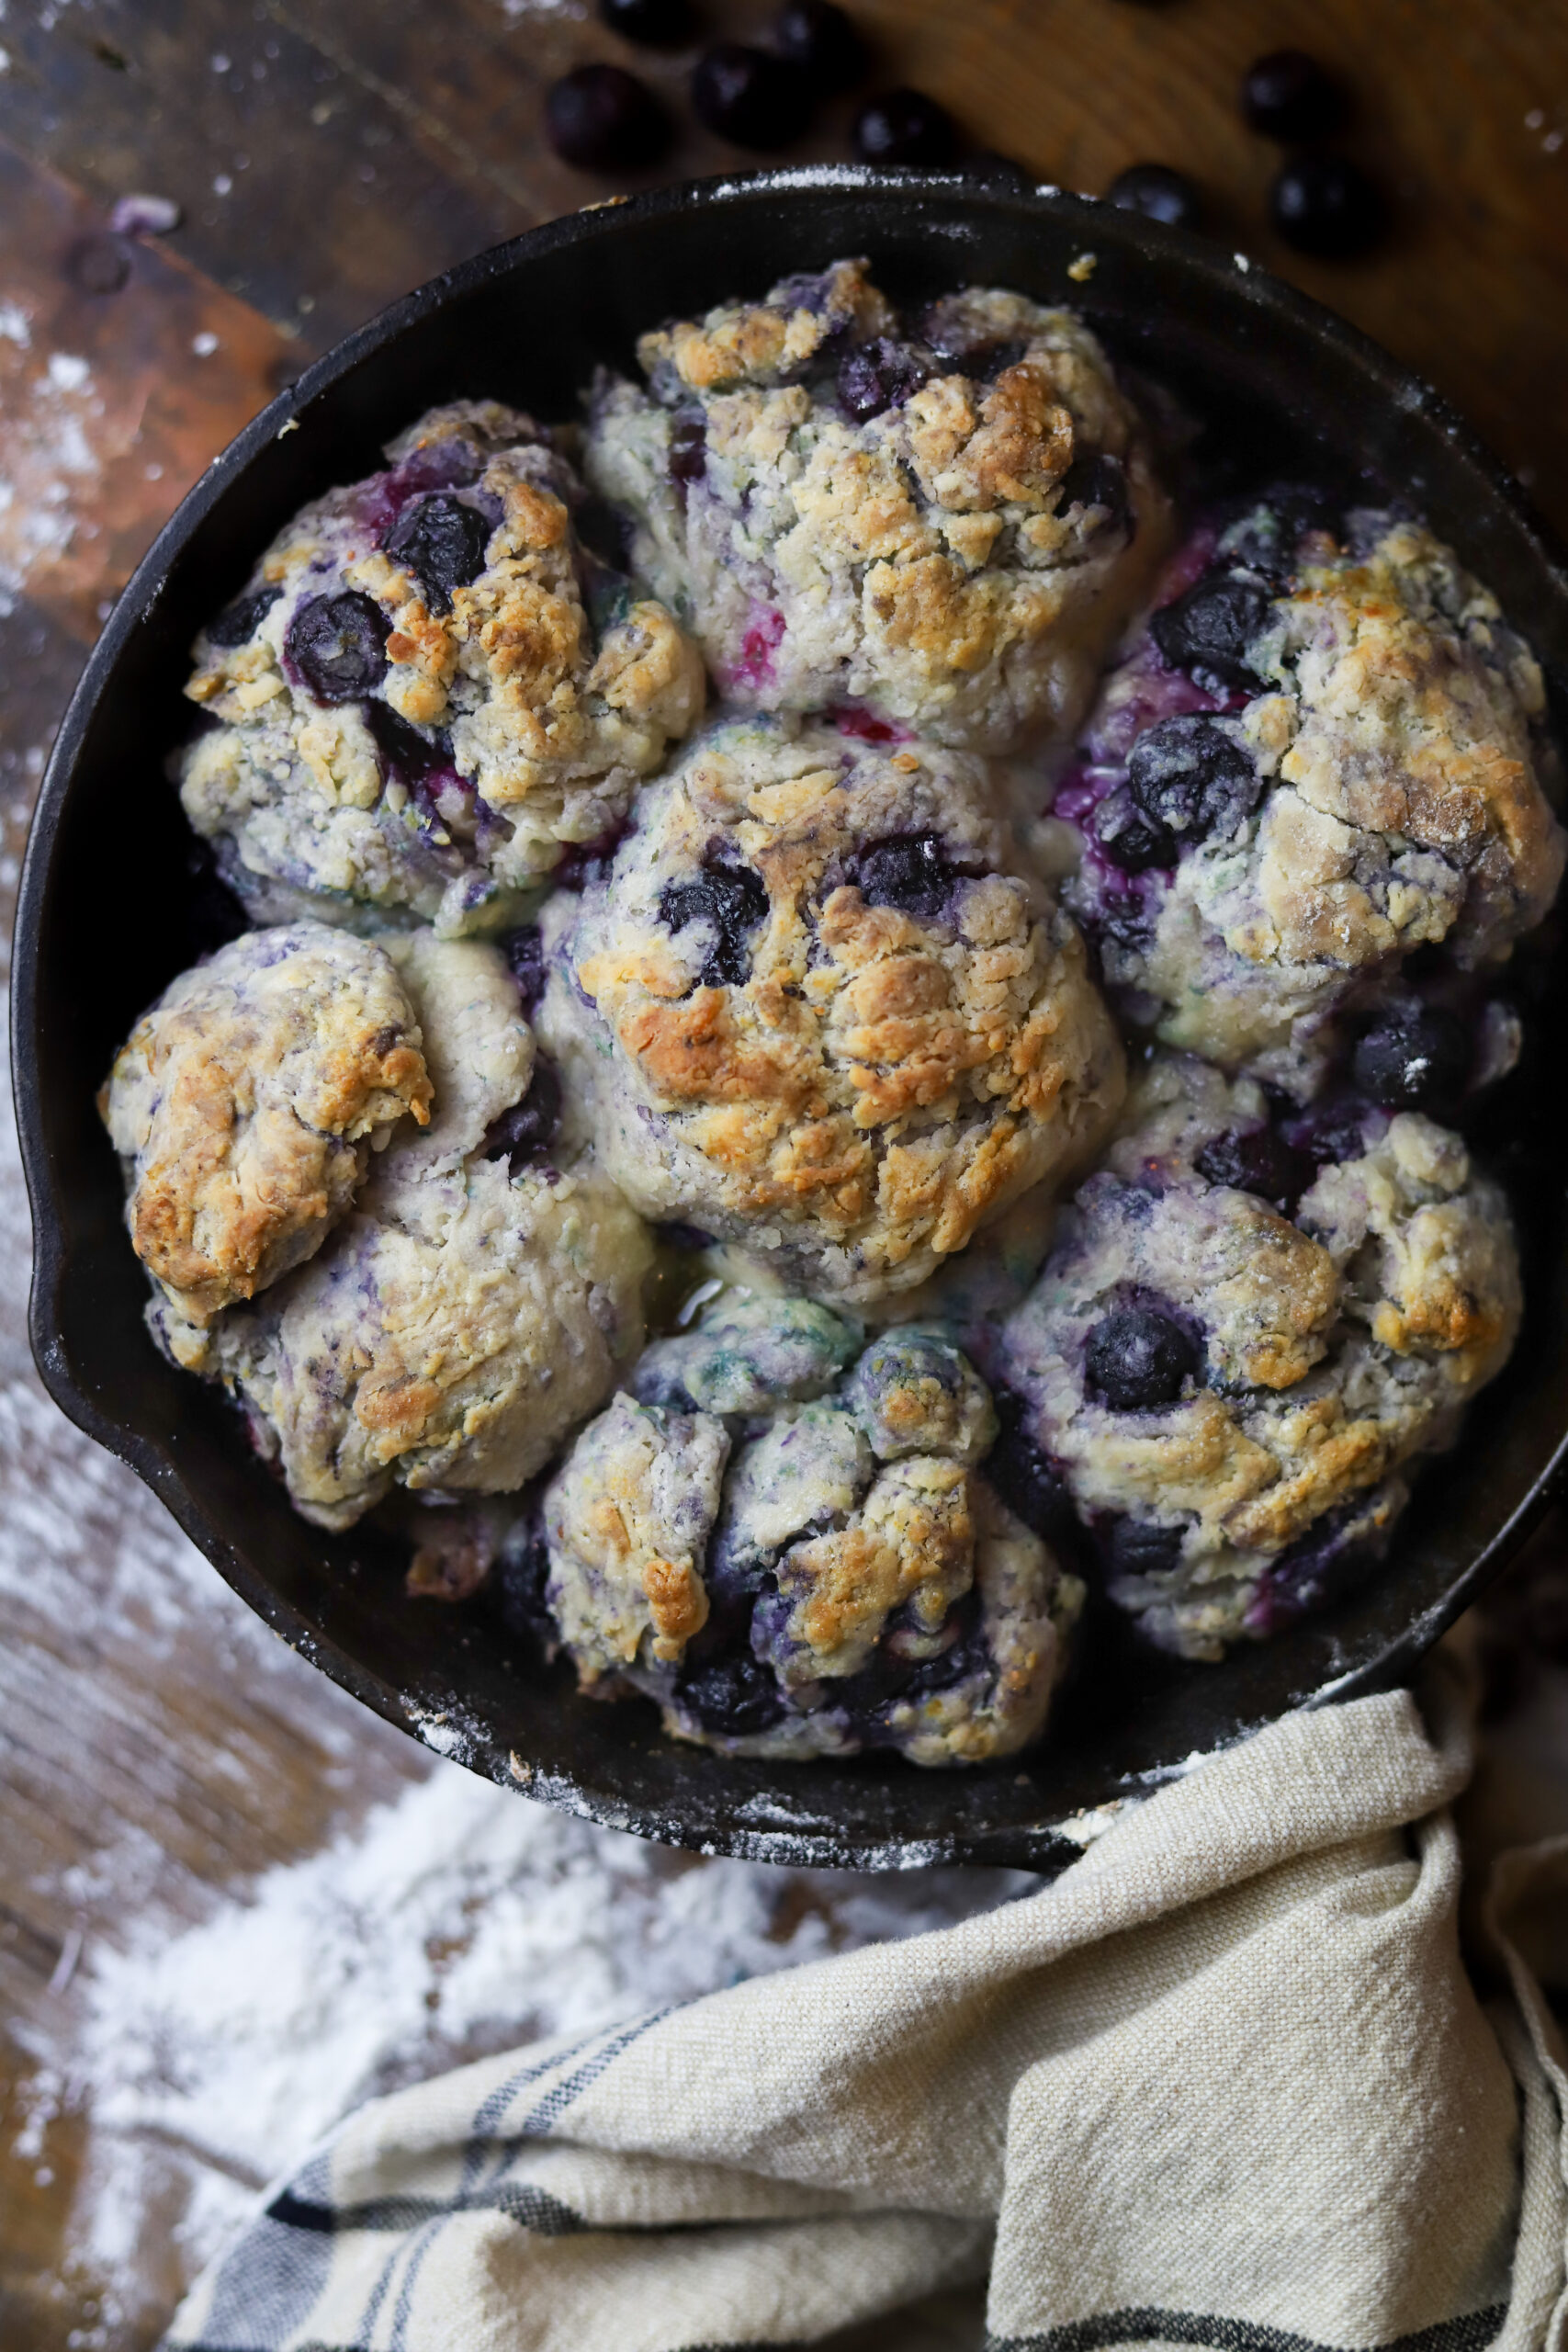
[568,720,1122,1277]
[102,923,431,1327]
[1250,522,1563,972]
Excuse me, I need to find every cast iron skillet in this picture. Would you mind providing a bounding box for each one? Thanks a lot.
[15,170,1568,1870]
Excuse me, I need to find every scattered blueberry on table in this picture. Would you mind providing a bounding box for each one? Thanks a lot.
[1107,163,1202,229]
[1242,49,1348,143]
[691,40,812,147]
[546,62,673,170]
[1270,153,1386,256]
[773,0,867,92]
[853,87,958,167]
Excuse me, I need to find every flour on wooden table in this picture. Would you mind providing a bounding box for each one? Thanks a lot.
[62,1769,1034,2282]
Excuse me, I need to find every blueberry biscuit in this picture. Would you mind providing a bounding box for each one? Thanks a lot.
[537,1295,1084,1764]
[539,713,1125,1304]
[101,922,433,1363]
[586,260,1171,751]
[197,933,653,1531]
[997,1052,1521,1657]
[1060,502,1564,1090]
[181,401,705,937]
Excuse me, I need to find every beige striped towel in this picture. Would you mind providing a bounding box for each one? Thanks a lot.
[165,1668,1568,2352]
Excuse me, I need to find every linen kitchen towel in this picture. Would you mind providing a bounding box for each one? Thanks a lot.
[164,1672,1568,2352]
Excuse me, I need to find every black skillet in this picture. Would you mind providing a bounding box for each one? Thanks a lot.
[15,169,1568,1869]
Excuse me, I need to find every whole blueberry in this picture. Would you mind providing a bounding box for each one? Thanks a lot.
[1086,1306,1198,1411]
[1270,155,1386,259]
[599,0,694,46]
[1090,784,1175,875]
[1196,1125,1312,1210]
[1103,1516,1186,1578]
[1242,50,1347,143]
[660,858,770,987]
[384,493,491,613]
[1351,1007,1471,1110]
[675,1648,785,1736]
[1148,571,1272,688]
[546,63,672,170]
[773,0,867,92]
[482,1056,563,1174]
[837,335,931,423]
[285,592,389,704]
[1126,716,1263,845]
[692,43,811,147]
[852,831,966,919]
[853,87,957,167]
[1107,163,1202,230]
[501,923,547,1015]
[206,584,281,650]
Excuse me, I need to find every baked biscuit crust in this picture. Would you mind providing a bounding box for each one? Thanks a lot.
[194,933,652,1531]
[998,1052,1521,1657]
[181,401,705,937]
[102,922,432,1345]
[541,715,1125,1303]
[541,1297,1083,1765]
[587,261,1172,752]
[1063,509,1565,1090]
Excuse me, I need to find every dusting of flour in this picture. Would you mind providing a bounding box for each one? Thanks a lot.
[62,1769,1034,2288]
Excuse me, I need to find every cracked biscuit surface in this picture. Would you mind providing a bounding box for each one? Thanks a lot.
[180,401,705,939]
[188,933,653,1531]
[102,922,432,1352]
[1060,504,1564,1091]
[539,1294,1083,1764]
[586,260,1171,752]
[997,1052,1520,1657]
[539,713,1125,1305]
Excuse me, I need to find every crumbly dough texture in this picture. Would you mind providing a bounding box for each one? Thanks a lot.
[542,1295,1082,1764]
[1066,514,1565,1090]
[586,260,1172,752]
[540,714,1125,1304]
[998,1054,1520,1657]
[181,401,704,937]
[188,933,653,1530]
[102,923,432,1345]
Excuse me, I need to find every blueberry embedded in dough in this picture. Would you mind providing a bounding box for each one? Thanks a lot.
[584,258,1173,752]
[997,1048,1522,1658]
[1060,506,1566,1093]
[538,1297,1084,1766]
[101,922,433,1348]
[180,399,705,940]
[539,713,1126,1306]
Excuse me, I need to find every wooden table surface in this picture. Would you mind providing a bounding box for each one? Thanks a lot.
[2,4,1567,2345]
